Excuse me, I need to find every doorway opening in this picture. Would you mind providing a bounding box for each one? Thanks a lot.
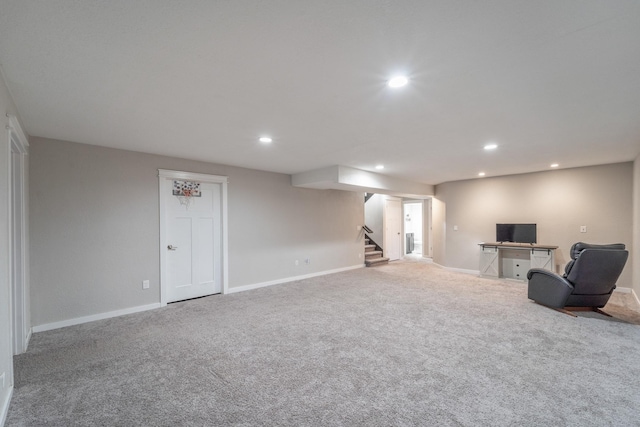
[403,201,423,256]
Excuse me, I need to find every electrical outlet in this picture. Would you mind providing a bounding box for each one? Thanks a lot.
[580,225,587,233]
[295,260,299,266]
[142,280,150,289]
[358,253,362,258]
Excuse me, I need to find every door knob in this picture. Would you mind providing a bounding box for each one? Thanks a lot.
[167,245,178,250]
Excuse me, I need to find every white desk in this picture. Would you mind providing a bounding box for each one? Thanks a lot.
[478,242,558,280]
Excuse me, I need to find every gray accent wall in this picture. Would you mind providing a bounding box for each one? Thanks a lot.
[29,138,364,327]
[434,163,634,287]
[634,155,640,295]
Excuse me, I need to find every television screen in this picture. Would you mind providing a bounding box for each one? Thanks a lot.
[496,223,537,244]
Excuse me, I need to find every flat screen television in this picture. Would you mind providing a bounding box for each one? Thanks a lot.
[496,223,537,244]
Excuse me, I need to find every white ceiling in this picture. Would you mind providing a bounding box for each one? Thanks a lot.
[1,0,639,185]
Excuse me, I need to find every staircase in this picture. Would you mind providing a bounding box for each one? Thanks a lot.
[364,237,389,267]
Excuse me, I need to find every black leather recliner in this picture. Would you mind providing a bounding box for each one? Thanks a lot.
[527,242,628,316]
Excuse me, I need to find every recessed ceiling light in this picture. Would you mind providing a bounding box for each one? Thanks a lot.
[387,76,408,88]
[478,172,486,177]
[259,136,272,143]
[375,165,385,170]
[483,143,498,150]
[550,163,559,168]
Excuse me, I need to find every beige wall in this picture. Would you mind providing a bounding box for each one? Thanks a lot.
[29,138,364,327]
[431,197,446,265]
[434,163,634,287]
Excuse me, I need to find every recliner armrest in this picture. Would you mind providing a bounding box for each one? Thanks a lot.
[526,268,562,281]
[527,268,574,308]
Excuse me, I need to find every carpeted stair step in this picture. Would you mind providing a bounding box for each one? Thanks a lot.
[365,250,383,258]
[364,244,376,252]
[365,256,390,267]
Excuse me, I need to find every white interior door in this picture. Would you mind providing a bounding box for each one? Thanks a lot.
[384,198,402,261]
[159,170,228,304]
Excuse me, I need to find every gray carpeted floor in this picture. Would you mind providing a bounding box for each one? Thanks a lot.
[7,259,640,426]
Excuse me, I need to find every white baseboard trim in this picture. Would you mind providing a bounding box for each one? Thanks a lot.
[0,386,13,427]
[31,266,366,332]
[446,266,481,275]
[626,288,640,306]
[430,261,480,276]
[32,303,162,333]
[613,287,640,307]
[226,264,365,294]
[25,328,32,351]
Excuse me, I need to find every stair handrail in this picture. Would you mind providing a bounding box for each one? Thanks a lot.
[362,225,373,233]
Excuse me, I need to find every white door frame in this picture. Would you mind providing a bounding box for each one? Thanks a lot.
[7,114,29,355]
[158,169,228,306]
